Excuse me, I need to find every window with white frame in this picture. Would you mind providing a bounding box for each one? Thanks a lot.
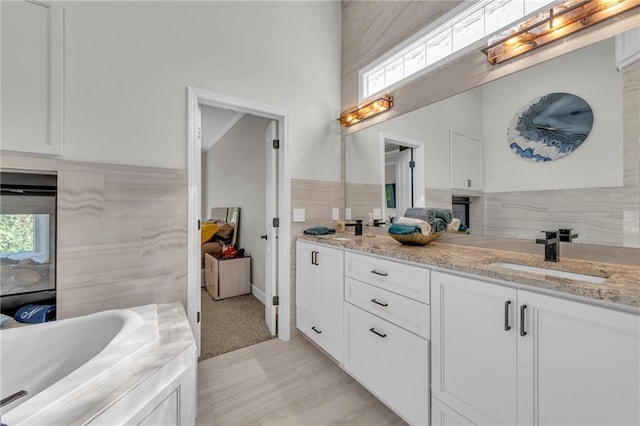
[0,214,50,262]
[360,0,557,100]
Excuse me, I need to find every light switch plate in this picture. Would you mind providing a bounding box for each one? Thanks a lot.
[345,208,352,220]
[332,208,339,220]
[293,208,306,222]
[372,208,382,220]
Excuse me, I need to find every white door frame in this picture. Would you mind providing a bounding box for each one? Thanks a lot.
[379,133,426,219]
[187,87,291,354]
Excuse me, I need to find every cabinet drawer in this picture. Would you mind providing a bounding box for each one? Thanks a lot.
[297,308,342,363]
[345,252,430,303]
[344,303,429,425]
[345,277,430,339]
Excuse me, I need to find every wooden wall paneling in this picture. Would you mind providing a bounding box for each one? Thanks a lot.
[623,60,640,248]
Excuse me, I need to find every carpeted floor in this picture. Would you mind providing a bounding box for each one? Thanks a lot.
[199,288,275,361]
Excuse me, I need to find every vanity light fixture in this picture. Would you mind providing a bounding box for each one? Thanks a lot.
[482,0,639,65]
[338,94,393,127]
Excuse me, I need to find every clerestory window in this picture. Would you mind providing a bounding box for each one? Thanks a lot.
[360,0,557,100]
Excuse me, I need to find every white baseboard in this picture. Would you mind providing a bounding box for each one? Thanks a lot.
[251,285,265,305]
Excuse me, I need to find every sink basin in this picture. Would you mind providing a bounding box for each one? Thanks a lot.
[490,262,607,284]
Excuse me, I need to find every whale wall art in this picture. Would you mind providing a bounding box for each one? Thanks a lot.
[507,92,594,162]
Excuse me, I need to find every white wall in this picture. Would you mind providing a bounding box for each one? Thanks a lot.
[483,38,623,193]
[59,1,341,180]
[346,87,484,189]
[203,114,270,293]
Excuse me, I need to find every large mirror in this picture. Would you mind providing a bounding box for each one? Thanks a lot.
[345,32,638,248]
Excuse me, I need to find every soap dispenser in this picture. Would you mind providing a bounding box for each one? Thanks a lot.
[367,213,374,236]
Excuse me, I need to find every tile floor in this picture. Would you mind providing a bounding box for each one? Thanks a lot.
[196,336,406,425]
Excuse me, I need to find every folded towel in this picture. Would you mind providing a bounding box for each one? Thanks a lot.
[397,217,432,235]
[15,304,56,323]
[447,218,461,232]
[430,208,453,224]
[404,208,435,225]
[303,227,336,235]
[432,218,447,233]
[388,223,421,235]
[0,313,9,327]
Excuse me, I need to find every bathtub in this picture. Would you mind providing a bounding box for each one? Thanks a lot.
[0,304,159,423]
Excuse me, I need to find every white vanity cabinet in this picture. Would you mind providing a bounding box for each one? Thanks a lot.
[343,252,430,425]
[432,271,640,426]
[296,240,344,362]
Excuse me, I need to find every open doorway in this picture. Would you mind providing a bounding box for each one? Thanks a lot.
[198,107,275,360]
[380,133,425,222]
[187,87,292,358]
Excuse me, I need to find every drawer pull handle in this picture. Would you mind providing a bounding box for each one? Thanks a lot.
[370,269,388,277]
[520,305,527,337]
[311,326,322,334]
[504,300,512,331]
[369,327,387,338]
[370,298,388,307]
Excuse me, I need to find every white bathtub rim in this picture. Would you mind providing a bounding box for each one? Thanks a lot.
[2,304,159,424]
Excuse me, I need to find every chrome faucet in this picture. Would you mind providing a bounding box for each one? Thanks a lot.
[536,231,560,262]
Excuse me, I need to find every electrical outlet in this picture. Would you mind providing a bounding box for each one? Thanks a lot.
[332,208,339,220]
[345,208,352,221]
[293,208,306,222]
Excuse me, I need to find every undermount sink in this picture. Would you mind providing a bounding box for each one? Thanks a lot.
[490,262,607,284]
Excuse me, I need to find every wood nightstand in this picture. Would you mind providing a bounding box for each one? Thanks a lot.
[204,254,251,300]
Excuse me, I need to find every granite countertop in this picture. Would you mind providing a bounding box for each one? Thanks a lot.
[298,232,640,310]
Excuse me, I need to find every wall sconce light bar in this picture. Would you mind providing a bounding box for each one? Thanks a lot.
[482,0,639,65]
[338,94,393,127]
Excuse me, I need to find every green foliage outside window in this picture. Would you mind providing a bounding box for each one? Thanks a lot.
[0,214,35,254]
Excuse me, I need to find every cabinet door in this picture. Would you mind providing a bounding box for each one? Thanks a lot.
[432,397,478,426]
[432,271,518,425]
[296,241,320,320]
[296,241,344,362]
[466,137,482,191]
[517,291,640,426]
[450,130,468,190]
[315,245,344,338]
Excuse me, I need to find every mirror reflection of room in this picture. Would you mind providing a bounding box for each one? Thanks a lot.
[346,34,628,246]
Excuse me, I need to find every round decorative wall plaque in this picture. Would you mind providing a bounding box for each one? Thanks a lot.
[507,92,593,162]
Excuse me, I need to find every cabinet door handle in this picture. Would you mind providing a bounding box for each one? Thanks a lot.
[370,269,388,277]
[311,251,318,265]
[369,327,387,338]
[520,305,527,336]
[504,300,512,331]
[311,326,322,334]
[371,298,389,307]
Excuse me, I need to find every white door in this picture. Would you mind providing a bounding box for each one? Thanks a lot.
[264,121,278,335]
[450,130,468,190]
[395,148,413,217]
[466,137,483,191]
[517,291,640,426]
[431,271,518,426]
[189,104,203,353]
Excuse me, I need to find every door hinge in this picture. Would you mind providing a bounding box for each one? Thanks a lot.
[273,139,280,149]
[272,296,279,306]
[272,217,279,228]
[197,311,201,323]
[409,160,416,169]
[198,219,201,230]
